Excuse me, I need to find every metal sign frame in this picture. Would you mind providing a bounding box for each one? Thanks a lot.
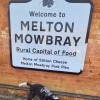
[8,0,93,74]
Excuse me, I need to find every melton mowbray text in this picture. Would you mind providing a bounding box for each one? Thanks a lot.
[14,21,81,46]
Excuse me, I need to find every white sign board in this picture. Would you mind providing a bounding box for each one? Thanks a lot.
[9,0,93,74]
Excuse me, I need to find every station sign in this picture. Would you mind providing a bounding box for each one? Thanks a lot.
[9,0,93,73]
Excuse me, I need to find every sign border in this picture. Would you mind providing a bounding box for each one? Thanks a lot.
[8,0,93,74]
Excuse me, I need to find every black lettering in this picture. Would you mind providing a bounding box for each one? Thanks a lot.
[65,22,74,33]
[25,34,32,43]
[15,34,23,43]
[46,35,53,45]
[55,36,62,45]
[40,21,46,31]
[54,22,63,32]
[63,37,71,46]
[46,22,53,32]
[34,35,44,44]
[21,21,29,30]
[29,11,35,16]
[73,37,81,46]
[32,21,38,31]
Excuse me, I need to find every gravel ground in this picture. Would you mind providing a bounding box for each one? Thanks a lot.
[0,94,26,100]
[0,94,40,100]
